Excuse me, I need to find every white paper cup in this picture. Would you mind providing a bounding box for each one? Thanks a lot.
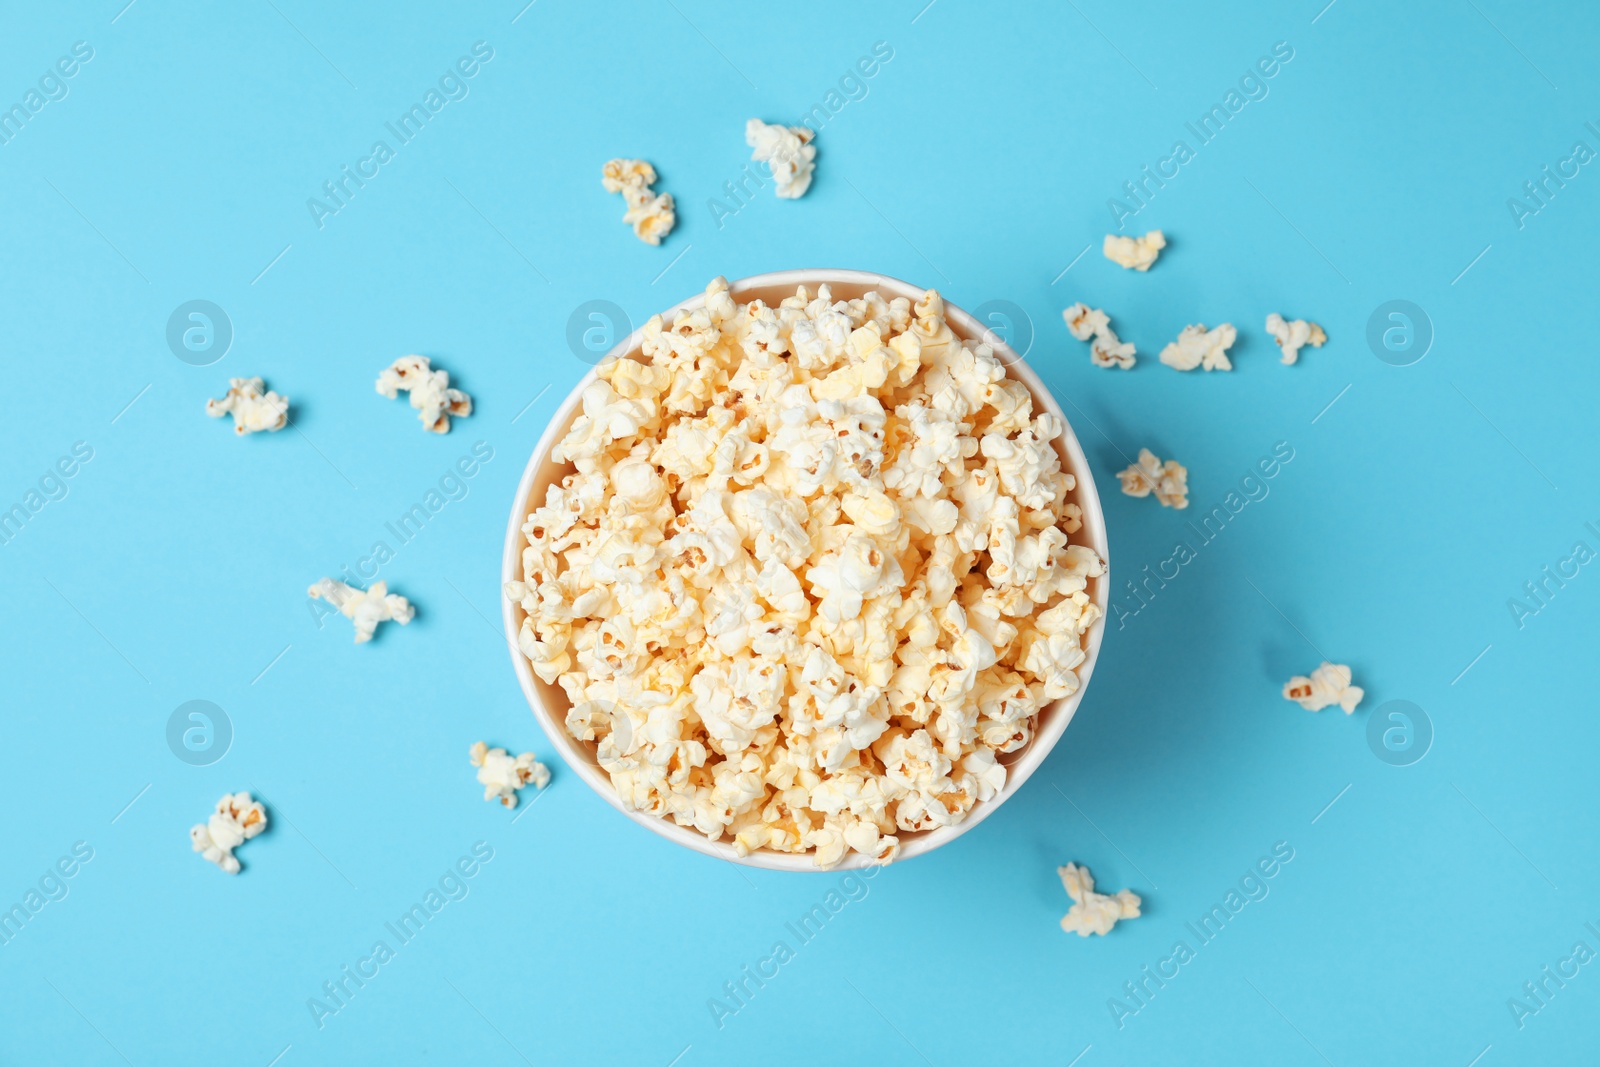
[501,270,1110,870]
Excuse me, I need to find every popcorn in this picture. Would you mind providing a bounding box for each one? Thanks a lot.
[602,158,676,245]
[601,158,655,193]
[1058,862,1141,936]
[1117,448,1188,509]
[375,355,472,433]
[308,578,414,643]
[1282,662,1364,714]
[805,531,902,626]
[1102,230,1165,271]
[745,119,816,199]
[509,277,1106,868]
[1265,313,1326,365]
[190,792,266,875]
[470,741,551,807]
[1159,323,1237,372]
[1089,333,1136,371]
[1062,303,1107,342]
[624,193,677,246]
[1062,303,1134,370]
[205,377,288,435]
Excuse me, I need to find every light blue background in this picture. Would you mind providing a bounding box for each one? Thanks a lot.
[2,1,1597,1063]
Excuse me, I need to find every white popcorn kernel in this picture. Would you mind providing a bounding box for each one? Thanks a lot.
[1090,333,1137,370]
[1265,313,1327,366]
[1159,323,1237,372]
[1062,303,1107,342]
[1102,230,1165,271]
[842,819,900,864]
[308,577,414,643]
[601,158,656,193]
[1117,448,1188,509]
[883,401,974,497]
[1283,662,1364,714]
[959,749,1007,804]
[807,824,850,869]
[470,741,551,808]
[602,158,676,245]
[205,377,288,435]
[1058,862,1141,936]
[623,191,676,246]
[1017,630,1085,705]
[190,792,266,875]
[375,355,472,433]
[1062,303,1135,370]
[806,532,900,626]
[745,119,816,199]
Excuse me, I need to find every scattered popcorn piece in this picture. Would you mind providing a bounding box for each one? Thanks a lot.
[1283,662,1364,714]
[375,355,473,433]
[623,192,677,246]
[1090,334,1136,370]
[1062,303,1107,342]
[1159,323,1237,372]
[205,377,288,435]
[601,158,656,194]
[1117,448,1188,509]
[1058,862,1141,936]
[602,158,676,245]
[190,792,266,875]
[1265,313,1327,366]
[510,276,1107,868]
[745,119,816,199]
[1102,230,1165,272]
[308,578,414,643]
[1062,303,1135,370]
[470,741,550,808]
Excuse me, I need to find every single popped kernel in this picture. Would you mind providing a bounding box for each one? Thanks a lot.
[1159,323,1237,372]
[190,792,267,875]
[602,158,676,245]
[1265,313,1327,365]
[601,158,657,194]
[308,577,414,643]
[205,377,289,435]
[1117,448,1188,509]
[470,741,550,808]
[745,119,816,199]
[1062,303,1108,342]
[623,191,676,245]
[1102,230,1165,271]
[1283,662,1364,714]
[1090,333,1136,370]
[1063,303,1135,370]
[1059,862,1141,936]
[376,355,472,433]
[508,276,1106,868]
